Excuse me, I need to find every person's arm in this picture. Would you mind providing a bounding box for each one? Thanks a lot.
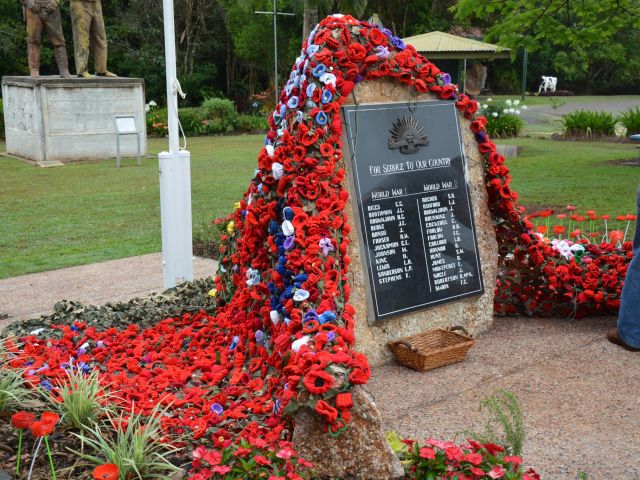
[22,0,40,12]
[45,0,60,12]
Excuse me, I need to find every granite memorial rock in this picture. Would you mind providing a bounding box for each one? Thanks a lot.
[342,79,498,366]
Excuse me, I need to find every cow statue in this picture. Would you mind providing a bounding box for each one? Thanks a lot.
[538,76,557,94]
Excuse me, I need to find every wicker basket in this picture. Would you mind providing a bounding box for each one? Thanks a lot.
[388,326,476,372]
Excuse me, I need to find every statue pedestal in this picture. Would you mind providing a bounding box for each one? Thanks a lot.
[1,76,147,162]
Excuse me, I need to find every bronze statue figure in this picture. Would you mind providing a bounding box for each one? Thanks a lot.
[21,0,72,78]
[69,0,116,78]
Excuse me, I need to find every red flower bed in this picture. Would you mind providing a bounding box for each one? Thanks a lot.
[6,13,629,478]
[400,438,540,480]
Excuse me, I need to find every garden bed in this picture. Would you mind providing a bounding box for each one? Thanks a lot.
[0,419,96,479]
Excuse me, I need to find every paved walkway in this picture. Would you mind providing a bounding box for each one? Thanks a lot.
[0,253,217,329]
[1,254,638,479]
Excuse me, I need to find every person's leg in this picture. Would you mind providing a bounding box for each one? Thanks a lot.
[616,186,640,348]
[43,9,72,78]
[26,9,43,77]
[90,1,111,75]
[70,0,91,76]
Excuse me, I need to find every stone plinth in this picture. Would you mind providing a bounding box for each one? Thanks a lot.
[343,79,499,366]
[2,76,147,162]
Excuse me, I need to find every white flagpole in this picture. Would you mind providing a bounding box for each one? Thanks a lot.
[159,0,193,288]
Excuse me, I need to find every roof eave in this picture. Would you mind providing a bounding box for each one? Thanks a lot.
[417,51,512,60]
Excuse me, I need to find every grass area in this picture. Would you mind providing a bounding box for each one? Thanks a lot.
[0,136,263,279]
[478,94,640,108]
[502,137,640,214]
[1,135,639,279]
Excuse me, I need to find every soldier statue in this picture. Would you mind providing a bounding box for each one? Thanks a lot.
[20,0,72,78]
[69,0,116,78]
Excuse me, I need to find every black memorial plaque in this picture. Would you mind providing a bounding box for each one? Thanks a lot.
[343,101,483,322]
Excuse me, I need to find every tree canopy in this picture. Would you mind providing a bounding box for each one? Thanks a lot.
[454,0,640,92]
[0,0,638,105]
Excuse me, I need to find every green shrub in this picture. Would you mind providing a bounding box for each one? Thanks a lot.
[144,98,263,136]
[480,98,526,138]
[619,107,640,135]
[562,110,616,138]
[177,107,207,134]
[193,219,223,260]
[201,97,238,131]
[236,114,269,133]
[487,114,525,138]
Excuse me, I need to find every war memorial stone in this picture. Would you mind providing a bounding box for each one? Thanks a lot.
[343,100,484,322]
[295,79,498,479]
[340,79,498,366]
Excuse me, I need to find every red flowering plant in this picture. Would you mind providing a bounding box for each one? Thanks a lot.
[189,439,312,480]
[399,438,540,480]
[494,205,635,318]
[525,207,636,246]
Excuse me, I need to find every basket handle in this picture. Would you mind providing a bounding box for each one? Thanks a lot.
[393,340,418,353]
[447,325,472,338]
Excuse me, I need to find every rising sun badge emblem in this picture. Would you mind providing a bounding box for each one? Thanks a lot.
[387,115,429,154]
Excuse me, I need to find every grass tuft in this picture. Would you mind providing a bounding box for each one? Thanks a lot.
[462,388,525,456]
[72,402,182,479]
[0,339,36,413]
[42,367,114,431]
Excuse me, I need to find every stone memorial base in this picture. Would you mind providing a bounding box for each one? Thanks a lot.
[343,80,499,367]
[1,76,147,163]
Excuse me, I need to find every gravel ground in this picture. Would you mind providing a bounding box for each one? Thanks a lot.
[368,315,640,480]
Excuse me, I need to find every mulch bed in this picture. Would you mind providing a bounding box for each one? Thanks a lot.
[0,418,93,479]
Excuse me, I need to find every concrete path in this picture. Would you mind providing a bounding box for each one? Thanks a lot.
[0,253,217,329]
[1,254,638,479]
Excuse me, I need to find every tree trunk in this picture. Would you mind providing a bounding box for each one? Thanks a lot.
[303,0,318,41]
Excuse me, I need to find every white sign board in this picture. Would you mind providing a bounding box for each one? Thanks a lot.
[115,116,137,134]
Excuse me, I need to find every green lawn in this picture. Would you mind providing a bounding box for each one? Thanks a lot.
[503,137,640,214]
[1,135,639,279]
[0,136,264,279]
